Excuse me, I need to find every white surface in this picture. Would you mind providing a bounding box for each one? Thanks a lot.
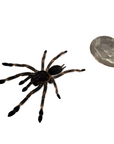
[0,0,114,144]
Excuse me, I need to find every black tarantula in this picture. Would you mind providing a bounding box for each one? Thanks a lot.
[0,50,85,123]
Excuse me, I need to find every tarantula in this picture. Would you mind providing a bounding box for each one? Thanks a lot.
[0,50,85,123]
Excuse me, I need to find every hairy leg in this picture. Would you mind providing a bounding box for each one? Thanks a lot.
[2,62,38,72]
[0,72,32,84]
[38,83,47,123]
[8,85,43,117]
[41,50,47,70]
[46,51,67,71]
[54,69,85,79]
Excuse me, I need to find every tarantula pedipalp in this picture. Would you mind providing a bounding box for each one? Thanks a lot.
[0,50,85,123]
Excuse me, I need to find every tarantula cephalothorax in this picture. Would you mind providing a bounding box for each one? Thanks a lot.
[0,50,85,123]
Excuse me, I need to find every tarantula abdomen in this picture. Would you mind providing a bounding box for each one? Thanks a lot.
[48,65,65,75]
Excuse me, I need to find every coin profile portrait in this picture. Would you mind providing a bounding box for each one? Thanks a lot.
[90,36,114,67]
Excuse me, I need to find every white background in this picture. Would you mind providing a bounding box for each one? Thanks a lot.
[0,0,114,144]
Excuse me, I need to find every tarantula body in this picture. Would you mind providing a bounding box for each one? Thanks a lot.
[0,50,85,123]
[31,65,63,86]
[31,71,49,86]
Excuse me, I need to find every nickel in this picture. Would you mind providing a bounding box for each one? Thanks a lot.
[90,36,114,67]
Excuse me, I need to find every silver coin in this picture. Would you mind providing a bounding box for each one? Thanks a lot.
[90,36,114,67]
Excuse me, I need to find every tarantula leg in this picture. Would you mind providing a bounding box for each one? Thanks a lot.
[8,85,42,117]
[38,109,43,122]
[22,82,32,92]
[38,83,47,123]
[19,76,31,85]
[8,105,20,117]
[52,79,61,99]
[41,50,47,70]
[2,63,38,72]
[0,79,5,84]
[54,69,85,79]
[0,72,31,84]
[20,85,42,105]
[46,51,67,71]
